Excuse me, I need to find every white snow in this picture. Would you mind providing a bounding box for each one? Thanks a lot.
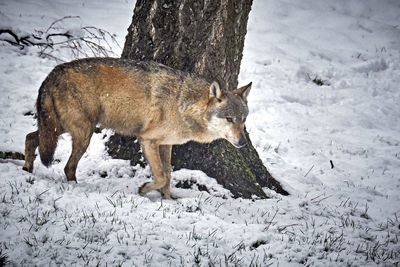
[1,0,399,266]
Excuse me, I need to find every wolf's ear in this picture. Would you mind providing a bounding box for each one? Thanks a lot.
[209,81,223,101]
[234,82,252,102]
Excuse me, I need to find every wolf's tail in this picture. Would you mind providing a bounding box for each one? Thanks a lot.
[36,77,62,167]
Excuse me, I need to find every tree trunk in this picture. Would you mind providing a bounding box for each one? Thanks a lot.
[107,0,288,198]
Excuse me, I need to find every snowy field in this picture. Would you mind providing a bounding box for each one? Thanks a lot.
[1,0,399,266]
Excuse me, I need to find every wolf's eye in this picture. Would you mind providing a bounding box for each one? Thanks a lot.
[226,117,234,123]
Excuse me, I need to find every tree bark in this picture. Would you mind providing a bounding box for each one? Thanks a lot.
[107,0,288,198]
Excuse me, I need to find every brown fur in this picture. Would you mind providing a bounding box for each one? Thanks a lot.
[23,58,251,199]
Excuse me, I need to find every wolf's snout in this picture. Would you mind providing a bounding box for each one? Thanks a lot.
[228,133,248,148]
[231,134,248,148]
[238,136,248,148]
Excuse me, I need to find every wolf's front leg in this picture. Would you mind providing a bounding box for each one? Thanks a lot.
[138,140,167,196]
[159,145,172,199]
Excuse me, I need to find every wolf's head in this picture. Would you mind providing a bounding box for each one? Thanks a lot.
[206,81,252,148]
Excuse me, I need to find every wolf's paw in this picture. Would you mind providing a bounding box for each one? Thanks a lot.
[159,189,176,200]
[138,182,150,196]
[159,191,172,200]
[22,166,33,173]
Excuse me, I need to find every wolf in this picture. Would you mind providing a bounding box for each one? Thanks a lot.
[23,58,252,199]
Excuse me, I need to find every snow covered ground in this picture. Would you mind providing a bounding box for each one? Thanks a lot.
[1,0,399,266]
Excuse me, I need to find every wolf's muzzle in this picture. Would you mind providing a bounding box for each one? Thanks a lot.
[237,135,248,148]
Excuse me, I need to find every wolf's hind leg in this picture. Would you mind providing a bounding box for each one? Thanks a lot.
[23,131,39,173]
[159,145,172,199]
[138,141,167,196]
